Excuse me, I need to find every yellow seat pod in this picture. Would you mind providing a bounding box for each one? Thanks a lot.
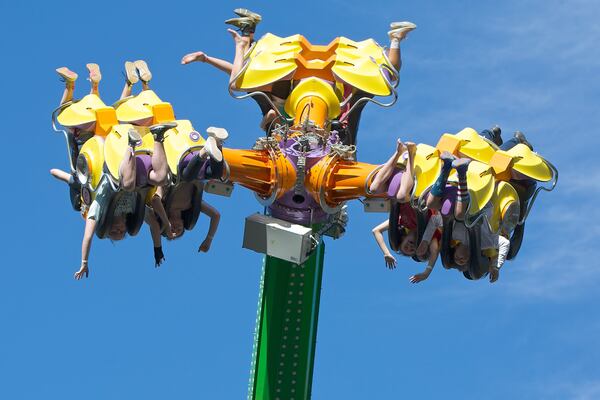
[333,37,393,96]
[103,124,154,182]
[335,37,391,67]
[77,135,106,190]
[236,33,304,90]
[284,78,341,124]
[332,55,392,96]
[455,127,498,164]
[246,33,303,59]
[463,161,495,215]
[57,94,108,127]
[413,144,441,198]
[163,119,206,177]
[236,51,298,90]
[506,144,553,182]
[115,90,165,124]
[489,182,520,233]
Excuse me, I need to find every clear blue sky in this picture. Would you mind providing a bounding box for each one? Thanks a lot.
[1,0,599,399]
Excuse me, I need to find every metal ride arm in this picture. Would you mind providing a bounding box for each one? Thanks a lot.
[51,101,78,172]
[517,159,558,225]
[339,63,399,124]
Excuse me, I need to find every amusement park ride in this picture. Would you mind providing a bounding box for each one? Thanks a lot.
[51,20,557,400]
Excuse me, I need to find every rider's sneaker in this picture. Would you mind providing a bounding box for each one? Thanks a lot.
[206,126,229,144]
[452,157,472,174]
[234,8,262,23]
[150,121,177,143]
[86,63,102,84]
[225,16,257,35]
[128,128,143,148]
[440,151,456,169]
[203,136,223,163]
[56,67,78,83]
[514,131,533,151]
[490,125,503,146]
[124,61,139,85]
[388,21,416,41]
[134,60,152,84]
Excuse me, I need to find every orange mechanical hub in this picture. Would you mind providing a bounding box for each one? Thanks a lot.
[222,147,296,199]
[306,155,380,208]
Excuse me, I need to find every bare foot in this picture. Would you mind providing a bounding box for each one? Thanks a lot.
[227,28,252,48]
[181,51,208,65]
[396,138,406,154]
[405,141,417,158]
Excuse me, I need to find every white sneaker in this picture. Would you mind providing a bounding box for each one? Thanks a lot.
[203,136,223,162]
[206,126,229,142]
[388,21,417,40]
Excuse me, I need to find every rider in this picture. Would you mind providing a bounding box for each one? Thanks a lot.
[371,139,442,283]
[426,149,510,283]
[181,9,416,140]
[145,128,228,266]
[51,65,171,279]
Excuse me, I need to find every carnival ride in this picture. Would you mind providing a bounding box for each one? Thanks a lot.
[51,30,557,400]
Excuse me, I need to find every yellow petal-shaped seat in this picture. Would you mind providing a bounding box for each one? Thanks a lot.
[115,90,163,123]
[246,33,303,60]
[335,37,391,67]
[57,94,107,127]
[490,182,520,232]
[163,119,206,176]
[413,144,441,197]
[103,124,154,182]
[236,52,298,90]
[284,77,341,120]
[455,127,498,164]
[78,135,105,190]
[506,143,553,182]
[464,161,495,215]
[332,55,392,96]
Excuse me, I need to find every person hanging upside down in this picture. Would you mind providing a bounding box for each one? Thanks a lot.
[371,139,442,283]
[426,151,510,283]
[50,66,171,279]
[145,127,228,266]
[53,64,104,209]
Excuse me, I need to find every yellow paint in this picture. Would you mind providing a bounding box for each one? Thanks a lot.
[57,94,107,127]
[163,120,206,176]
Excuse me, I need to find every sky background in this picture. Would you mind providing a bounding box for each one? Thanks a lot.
[1,0,599,399]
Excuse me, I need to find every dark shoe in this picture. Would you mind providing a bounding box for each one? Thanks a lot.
[150,122,177,143]
[514,131,533,151]
[490,125,503,146]
[128,128,142,148]
[452,157,472,174]
[440,151,456,168]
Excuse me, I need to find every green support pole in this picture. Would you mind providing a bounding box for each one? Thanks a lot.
[248,241,325,400]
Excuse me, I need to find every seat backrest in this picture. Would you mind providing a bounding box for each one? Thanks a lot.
[465,223,490,280]
[411,210,430,262]
[387,201,402,252]
[440,217,457,269]
[95,190,144,239]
